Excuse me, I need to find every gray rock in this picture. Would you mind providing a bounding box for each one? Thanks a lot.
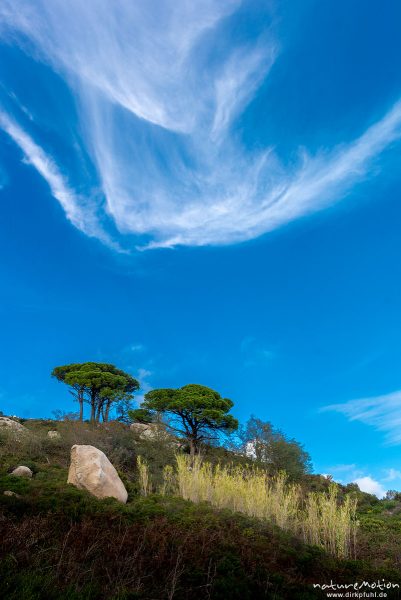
[130,422,151,434]
[11,466,33,478]
[4,490,21,498]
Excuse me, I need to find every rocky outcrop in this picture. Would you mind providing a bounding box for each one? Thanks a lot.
[130,422,154,436]
[0,417,27,434]
[130,422,171,441]
[11,466,33,478]
[67,445,128,503]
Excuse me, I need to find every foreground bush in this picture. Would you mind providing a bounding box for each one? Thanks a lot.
[1,469,395,600]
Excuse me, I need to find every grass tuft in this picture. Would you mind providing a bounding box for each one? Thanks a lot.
[174,455,358,558]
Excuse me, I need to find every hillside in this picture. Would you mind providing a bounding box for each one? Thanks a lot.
[1,418,401,599]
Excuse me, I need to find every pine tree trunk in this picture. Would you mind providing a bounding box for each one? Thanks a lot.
[104,401,111,423]
[189,438,196,466]
[78,391,83,422]
[90,391,96,423]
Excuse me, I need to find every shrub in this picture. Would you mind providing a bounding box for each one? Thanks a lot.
[0,486,390,600]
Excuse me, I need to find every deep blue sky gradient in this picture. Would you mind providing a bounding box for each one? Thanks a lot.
[1,0,401,495]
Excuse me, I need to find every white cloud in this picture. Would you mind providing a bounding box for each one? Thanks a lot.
[131,367,153,407]
[0,110,122,251]
[139,99,401,249]
[128,344,144,353]
[383,468,401,482]
[1,1,401,250]
[353,476,386,498]
[211,43,277,139]
[137,368,152,381]
[322,390,401,445]
[0,0,246,134]
[320,463,401,498]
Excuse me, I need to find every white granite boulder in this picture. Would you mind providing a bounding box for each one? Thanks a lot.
[67,444,128,503]
[11,465,33,478]
[0,417,27,434]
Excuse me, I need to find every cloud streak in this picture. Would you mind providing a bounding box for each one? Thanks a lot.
[1,1,401,250]
[0,110,122,251]
[383,468,401,482]
[322,390,401,445]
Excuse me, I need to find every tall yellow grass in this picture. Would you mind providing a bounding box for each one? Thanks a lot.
[302,485,358,558]
[160,464,175,496]
[137,456,151,496]
[172,455,358,559]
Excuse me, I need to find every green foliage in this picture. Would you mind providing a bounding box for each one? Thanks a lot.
[1,467,398,600]
[128,408,154,424]
[52,362,140,423]
[344,485,380,511]
[386,489,401,501]
[138,384,238,455]
[239,416,312,480]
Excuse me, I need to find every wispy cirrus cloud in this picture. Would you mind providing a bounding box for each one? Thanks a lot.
[0,1,401,250]
[131,367,153,407]
[383,468,401,482]
[322,390,401,445]
[128,344,145,353]
[240,335,276,368]
[0,110,122,251]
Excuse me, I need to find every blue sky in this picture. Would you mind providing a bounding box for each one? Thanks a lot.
[1,0,401,496]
